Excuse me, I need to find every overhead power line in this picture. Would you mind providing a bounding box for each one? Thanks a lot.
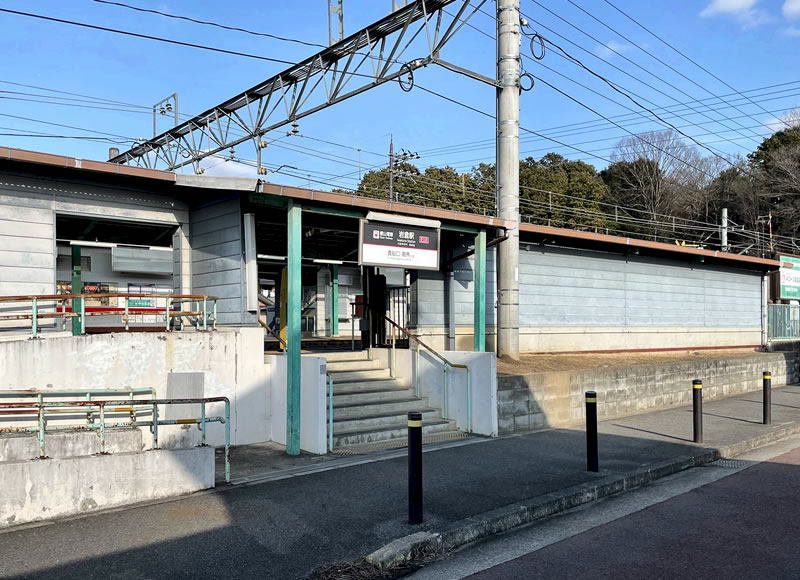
[0,8,297,66]
[599,0,793,131]
[564,0,767,140]
[92,0,327,49]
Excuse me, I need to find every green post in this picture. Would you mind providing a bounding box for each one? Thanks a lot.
[71,245,82,336]
[330,264,339,337]
[286,201,302,455]
[473,230,486,352]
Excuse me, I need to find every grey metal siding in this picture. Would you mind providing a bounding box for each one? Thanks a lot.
[190,197,246,325]
[519,246,761,328]
[0,197,54,297]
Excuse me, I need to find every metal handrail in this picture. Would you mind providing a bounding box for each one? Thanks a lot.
[383,315,471,432]
[257,294,288,350]
[0,293,218,337]
[0,396,231,483]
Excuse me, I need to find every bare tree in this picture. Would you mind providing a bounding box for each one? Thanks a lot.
[607,129,703,239]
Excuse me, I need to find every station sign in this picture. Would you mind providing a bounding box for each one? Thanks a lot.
[359,219,440,270]
[779,255,800,299]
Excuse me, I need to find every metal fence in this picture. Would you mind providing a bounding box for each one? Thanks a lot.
[0,390,231,483]
[0,293,218,338]
[768,304,800,340]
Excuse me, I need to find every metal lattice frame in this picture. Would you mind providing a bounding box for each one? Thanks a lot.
[110,0,487,173]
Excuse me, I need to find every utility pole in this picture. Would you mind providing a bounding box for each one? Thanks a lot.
[721,207,728,252]
[387,136,419,203]
[389,135,394,202]
[328,0,343,46]
[496,0,521,359]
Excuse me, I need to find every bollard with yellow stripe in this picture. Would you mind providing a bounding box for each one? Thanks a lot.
[585,391,598,472]
[763,371,772,425]
[408,411,423,524]
[692,379,703,444]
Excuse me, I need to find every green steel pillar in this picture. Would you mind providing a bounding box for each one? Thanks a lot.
[286,201,302,455]
[330,264,339,337]
[473,230,486,352]
[71,245,82,336]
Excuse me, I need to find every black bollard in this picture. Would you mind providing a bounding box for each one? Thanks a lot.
[408,411,423,524]
[585,391,599,472]
[693,379,703,444]
[763,371,772,425]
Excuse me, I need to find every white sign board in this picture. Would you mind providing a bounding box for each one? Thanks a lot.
[359,220,440,270]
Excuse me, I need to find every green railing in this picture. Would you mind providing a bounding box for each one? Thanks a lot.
[0,293,218,338]
[768,304,800,340]
[0,390,231,483]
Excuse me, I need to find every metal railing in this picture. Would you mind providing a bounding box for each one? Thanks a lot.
[0,293,218,338]
[0,392,231,483]
[384,315,472,432]
[768,304,800,340]
[257,294,288,353]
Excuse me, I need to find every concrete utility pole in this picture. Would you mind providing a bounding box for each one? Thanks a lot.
[721,207,728,252]
[496,0,521,359]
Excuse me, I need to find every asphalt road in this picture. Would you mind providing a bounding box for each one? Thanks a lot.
[411,436,800,580]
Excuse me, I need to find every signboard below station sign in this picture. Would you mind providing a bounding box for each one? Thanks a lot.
[779,255,800,299]
[359,219,440,270]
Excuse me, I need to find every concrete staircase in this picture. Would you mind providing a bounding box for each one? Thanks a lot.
[323,350,457,448]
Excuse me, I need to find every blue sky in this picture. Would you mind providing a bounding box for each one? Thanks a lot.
[0,0,798,190]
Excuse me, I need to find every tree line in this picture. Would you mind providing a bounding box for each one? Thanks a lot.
[337,114,800,257]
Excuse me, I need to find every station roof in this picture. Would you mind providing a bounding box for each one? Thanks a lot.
[0,145,782,271]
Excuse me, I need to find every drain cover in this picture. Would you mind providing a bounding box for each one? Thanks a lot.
[710,459,748,469]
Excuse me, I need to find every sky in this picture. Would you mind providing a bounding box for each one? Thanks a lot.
[0,0,799,191]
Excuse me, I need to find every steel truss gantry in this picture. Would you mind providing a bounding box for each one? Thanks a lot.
[110,0,487,173]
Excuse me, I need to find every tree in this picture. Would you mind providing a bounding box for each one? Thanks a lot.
[518,153,606,229]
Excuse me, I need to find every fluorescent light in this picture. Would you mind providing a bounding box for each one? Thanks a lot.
[313,259,343,265]
[257,254,286,261]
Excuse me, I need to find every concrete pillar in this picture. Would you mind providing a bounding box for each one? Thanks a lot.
[331,264,339,337]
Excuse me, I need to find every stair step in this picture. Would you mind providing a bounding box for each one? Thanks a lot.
[328,368,391,382]
[326,359,384,372]
[332,398,429,420]
[332,378,405,392]
[333,419,457,448]
[332,388,415,406]
[317,350,370,362]
[333,408,441,433]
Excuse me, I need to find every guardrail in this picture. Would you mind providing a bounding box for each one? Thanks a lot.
[0,293,218,338]
[0,394,231,483]
[384,315,472,433]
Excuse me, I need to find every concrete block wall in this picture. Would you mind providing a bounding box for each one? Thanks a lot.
[497,352,800,434]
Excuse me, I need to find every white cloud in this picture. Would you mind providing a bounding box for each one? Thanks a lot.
[784,25,800,34]
[700,0,757,17]
[784,0,800,19]
[593,40,630,60]
[700,0,773,28]
[199,157,257,178]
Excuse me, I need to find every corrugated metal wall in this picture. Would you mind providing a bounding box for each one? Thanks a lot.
[190,196,250,325]
[413,243,761,330]
[0,199,54,297]
[519,246,761,328]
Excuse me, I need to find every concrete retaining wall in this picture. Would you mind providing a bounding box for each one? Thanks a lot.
[0,328,269,447]
[0,429,142,462]
[0,446,214,529]
[497,352,800,434]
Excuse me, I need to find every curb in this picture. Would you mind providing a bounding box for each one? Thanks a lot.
[366,421,800,571]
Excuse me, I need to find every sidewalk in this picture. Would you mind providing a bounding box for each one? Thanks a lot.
[1,386,799,580]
